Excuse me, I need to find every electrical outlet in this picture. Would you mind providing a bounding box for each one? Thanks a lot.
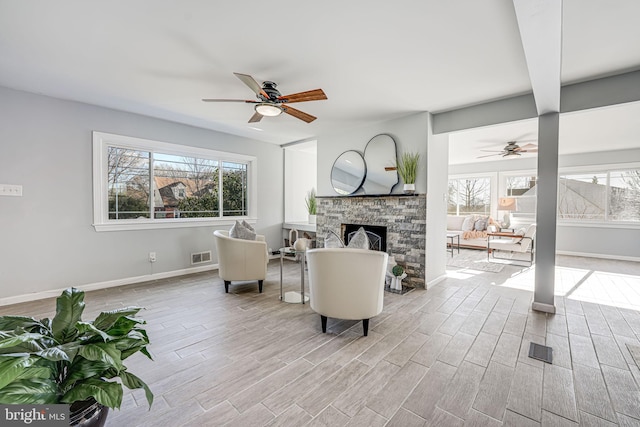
[149,252,156,263]
[0,184,23,196]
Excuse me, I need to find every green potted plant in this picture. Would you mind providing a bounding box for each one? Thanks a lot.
[391,265,406,291]
[0,287,153,426]
[396,152,420,194]
[305,187,317,224]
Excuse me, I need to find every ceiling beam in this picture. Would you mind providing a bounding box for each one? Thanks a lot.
[512,0,562,115]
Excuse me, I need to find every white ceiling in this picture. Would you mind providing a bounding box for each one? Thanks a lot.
[1,1,640,155]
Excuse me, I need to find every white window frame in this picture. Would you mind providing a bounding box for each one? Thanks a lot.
[92,131,258,232]
[448,172,497,217]
[557,162,640,229]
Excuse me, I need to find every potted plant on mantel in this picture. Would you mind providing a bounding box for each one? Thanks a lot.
[396,152,420,194]
[305,187,317,224]
[0,287,153,427]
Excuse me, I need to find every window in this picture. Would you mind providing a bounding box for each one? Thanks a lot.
[93,132,257,231]
[558,167,640,224]
[448,177,491,215]
[505,175,537,216]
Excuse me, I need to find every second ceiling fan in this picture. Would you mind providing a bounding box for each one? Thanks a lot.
[202,72,327,123]
[477,141,538,158]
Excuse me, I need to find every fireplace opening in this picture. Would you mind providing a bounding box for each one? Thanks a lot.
[342,224,387,252]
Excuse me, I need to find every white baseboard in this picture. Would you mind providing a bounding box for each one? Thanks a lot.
[0,264,219,307]
[427,274,447,289]
[556,250,640,263]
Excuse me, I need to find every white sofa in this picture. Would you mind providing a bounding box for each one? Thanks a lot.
[447,215,498,249]
[213,230,268,293]
[306,247,389,336]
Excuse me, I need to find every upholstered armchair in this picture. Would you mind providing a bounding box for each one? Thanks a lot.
[213,230,268,293]
[488,223,537,266]
[306,248,389,336]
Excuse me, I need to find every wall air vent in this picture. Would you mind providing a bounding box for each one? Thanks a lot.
[191,251,212,265]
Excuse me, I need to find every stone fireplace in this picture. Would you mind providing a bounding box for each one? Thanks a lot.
[316,194,426,288]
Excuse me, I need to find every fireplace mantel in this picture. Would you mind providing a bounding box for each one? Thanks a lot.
[316,194,426,288]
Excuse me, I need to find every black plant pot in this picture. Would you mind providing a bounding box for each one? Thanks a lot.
[70,399,110,427]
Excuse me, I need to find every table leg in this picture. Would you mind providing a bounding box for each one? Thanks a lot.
[280,252,284,301]
[300,251,305,304]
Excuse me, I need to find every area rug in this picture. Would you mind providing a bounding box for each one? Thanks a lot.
[446,249,506,273]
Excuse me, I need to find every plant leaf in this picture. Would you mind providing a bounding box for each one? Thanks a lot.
[120,371,153,408]
[61,358,111,390]
[92,307,142,331]
[61,378,123,409]
[0,333,49,353]
[51,288,85,343]
[106,316,145,337]
[0,354,33,390]
[78,343,123,372]
[76,321,112,342]
[35,346,71,362]
[0,316,43,333]
[0,378,58,404]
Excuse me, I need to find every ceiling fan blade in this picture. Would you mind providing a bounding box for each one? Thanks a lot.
[234,72,269,99]
[278,89,327,103]
[480,149,504,153]
[202,98,258,103]
[520,143,538,150]
[477,153,501,158]
[282,105,316,123]
[520,149,538,153]
[248,112,263,123]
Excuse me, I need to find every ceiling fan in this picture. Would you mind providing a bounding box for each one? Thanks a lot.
[477,141,538,158]
[202,72,327,123]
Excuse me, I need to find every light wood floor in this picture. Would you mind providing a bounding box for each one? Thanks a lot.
[3,253,640,426]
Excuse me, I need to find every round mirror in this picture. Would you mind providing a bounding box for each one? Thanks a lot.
[331,150,366,195]
[362,134,398,194]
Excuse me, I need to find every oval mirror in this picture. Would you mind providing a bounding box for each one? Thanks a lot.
[362,134,398,194]
[331,150,366,195]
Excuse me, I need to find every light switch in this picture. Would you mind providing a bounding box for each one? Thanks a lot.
[0,184,23,196]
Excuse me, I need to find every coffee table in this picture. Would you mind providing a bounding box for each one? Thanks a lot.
[279,247,309,304]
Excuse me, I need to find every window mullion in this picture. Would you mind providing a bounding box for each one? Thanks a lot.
[149,152,155,219]
[218,160,224,217]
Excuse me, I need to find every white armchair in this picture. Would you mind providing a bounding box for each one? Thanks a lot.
[306,248,389,336]
[488,223,536,266]
[213,230,268,293]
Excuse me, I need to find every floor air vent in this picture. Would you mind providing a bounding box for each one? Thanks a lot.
[191,251,212,265]
[528,342,553,364]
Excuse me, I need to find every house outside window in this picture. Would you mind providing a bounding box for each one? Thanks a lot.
[559,167,640,223]
[94,132,257,231]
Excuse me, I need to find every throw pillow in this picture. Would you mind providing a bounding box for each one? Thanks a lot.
[241,220,255,232]
[229,220,256,240]
[474,216,489,231]
[347,227,370,249]
[324,230,345,248]
[461,215,475,232]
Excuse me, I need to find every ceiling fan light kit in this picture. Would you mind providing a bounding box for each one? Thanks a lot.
[255,103,283,117]
[203,72,327,124]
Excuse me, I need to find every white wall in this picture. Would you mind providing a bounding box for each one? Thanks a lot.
[317,112,429,197]
[449,148,640,260]
[426,114,449,285]
[284,141,317,223]
[0,87,283,302]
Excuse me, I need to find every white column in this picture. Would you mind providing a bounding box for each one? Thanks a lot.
[533,112,559,313]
